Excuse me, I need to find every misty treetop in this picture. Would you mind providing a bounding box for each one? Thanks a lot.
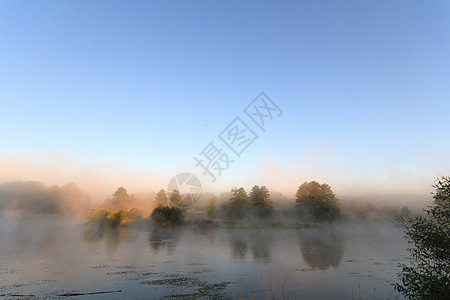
[154,189,169,207]
[295,181,340,220]
[0,181,90,216]
[227,187,250,220]
[103,186,138,211]
[225,186,275,220]
[249,185,274,218]
[169,189,182,207]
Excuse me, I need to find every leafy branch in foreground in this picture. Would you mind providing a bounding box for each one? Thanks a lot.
[395,176,450,299]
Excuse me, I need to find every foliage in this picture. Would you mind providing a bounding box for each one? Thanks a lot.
[127,207,144,221]
[249,185,274,218]
[228,187,249,220]
[395,176,450,299]
[85,207,109,225]
[295,181,340,220]
[85,207,145,227]
[108,208,128,226]
[169,189,182,207]
[103,186,137,211]
[151,206,184,225]
[154,189,169,208]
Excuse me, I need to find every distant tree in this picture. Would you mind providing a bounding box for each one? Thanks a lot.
[58,183,91,216]
[395,176,450,299]
[249,185,274,218]
[228,187,249,220]
[151,206,184,225]
[103,186,136,211]
[154,189,169,207]
[295,181,340,220]
[85,207,109,225]
[0,181,91,217]
[400,206,411,217]
[207,196,218,218]
[169,189,182,207]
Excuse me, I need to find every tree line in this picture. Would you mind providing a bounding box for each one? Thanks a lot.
[85,181,342,227]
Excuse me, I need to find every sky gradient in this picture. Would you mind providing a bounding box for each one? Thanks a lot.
[1,1,449,201]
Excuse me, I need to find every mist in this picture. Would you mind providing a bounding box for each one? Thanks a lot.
[0,153,436,210]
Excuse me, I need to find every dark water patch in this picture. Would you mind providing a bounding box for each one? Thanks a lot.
[57,289,122,297]
[190,269,213,274]
[92,265,111,269]
[294,268,315,272]
[140,276,205,287]
[106,270,138,275]
[140,275,231,299]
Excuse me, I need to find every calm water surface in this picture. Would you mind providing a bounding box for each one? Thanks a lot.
[0,219,408,299]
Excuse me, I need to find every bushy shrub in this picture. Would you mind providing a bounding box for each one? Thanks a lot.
[108,209,128,226]
[85,207,108,225]
[151,206,184,225]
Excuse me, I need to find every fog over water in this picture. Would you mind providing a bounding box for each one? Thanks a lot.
[0,218,408,299]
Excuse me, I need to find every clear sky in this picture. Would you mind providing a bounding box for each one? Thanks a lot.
[1,0,449,200]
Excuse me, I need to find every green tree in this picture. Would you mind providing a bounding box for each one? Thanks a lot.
[150,206,184,225]
[154,189,169,207]
[295,181,340,220]
[103,186,136,211]
[169,189,182,207]
[395,176,450,299]
[249,185,274,218]
[85,207,108,225]
[228,187,249,220]
[108,208,128,226]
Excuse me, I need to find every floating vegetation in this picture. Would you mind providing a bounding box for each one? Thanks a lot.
[140,275,231,299]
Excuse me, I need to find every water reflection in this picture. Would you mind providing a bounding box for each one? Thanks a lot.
[249,231,271,263]
[229,237,248,260]
[149,227,180,255]
[299,227,344,270]
[83,227,137,253]
[83,226,106,242]
[0,219,63,257]
[228,230,272,263]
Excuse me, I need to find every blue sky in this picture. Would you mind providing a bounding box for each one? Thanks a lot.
[0,1,449,198]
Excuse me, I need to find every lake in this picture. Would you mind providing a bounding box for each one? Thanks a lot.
[0,219,408,299]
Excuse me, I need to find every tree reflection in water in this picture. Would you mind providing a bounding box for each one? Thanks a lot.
[299,227,344,270]
[229,230,272,263]
[229,237,248,260]
[249,231,271,264]
[149,227,180,255]
[83,227,135,253]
